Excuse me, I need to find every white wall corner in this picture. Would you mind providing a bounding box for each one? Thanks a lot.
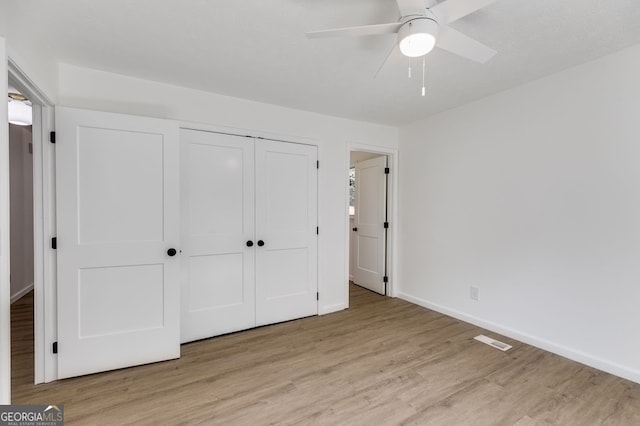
[396,291,640,385]
[397,45,640,387]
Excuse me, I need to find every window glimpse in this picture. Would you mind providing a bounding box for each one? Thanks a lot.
[349,167,355,216]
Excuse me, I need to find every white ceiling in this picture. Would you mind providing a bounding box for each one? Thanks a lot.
[6,0,640,126]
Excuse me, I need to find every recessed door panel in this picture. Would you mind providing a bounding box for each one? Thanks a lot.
[356,235,379,273]
[264,152,309,233]
[187,253,244,311]
[357,164,382,226]
[79,264,164,337]
[261,248,309,299]
[180,130,255,343]
[77,127,164,244]
[188,143,244,237]
[56,107,180,379]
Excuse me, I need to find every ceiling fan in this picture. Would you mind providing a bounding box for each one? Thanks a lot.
[307,0,500,79]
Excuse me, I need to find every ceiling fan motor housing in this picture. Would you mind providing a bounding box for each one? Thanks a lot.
[398,17,439,58]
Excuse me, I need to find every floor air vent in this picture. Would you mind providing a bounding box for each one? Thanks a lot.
[474,334,512,351]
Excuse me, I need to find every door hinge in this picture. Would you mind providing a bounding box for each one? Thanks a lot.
[316,226,319,235]
[384,167,390,174]
[384,222,389,229]
[52,341,58,354]
[28,143,33,154]
[316,292,319,301]
[50,131,56,144]
[51,237,57,250]
[316,160,319,169]
[383,276,389,283]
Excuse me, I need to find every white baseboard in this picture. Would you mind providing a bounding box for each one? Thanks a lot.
[397,291,640,385]
[11,283,34,304]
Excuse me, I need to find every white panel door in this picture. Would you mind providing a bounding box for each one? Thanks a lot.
[255,141,318,325]
[180,130,255,343]
[56,107,180,379]
[354,156,387,295]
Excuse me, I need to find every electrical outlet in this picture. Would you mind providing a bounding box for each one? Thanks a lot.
[470,286,479,301]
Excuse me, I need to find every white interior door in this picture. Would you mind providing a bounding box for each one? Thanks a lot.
[56,107,180,379]
[180,130,255,343]
[353,156,387,295]
[255,141,318,325]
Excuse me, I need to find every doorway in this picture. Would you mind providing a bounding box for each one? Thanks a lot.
[7,61,57,389]
[8,84,35,393]
[349,150,391,299]
[8,116,34,304]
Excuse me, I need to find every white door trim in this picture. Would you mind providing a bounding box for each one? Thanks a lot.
[1,36,11,404]
[346,144,399,305]
[179,121,319,147]
[8,57,57,384]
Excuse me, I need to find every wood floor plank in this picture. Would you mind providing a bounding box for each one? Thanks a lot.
[10,284,640,425]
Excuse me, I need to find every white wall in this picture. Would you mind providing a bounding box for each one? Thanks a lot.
[350,151,383,166]
[0,2,59,102]
[58,63,399,313]
[9,125,34,302]
[398,44,640,383]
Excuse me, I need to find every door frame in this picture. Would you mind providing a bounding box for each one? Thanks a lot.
[346,144,399,304]
[352,155,388,295]
[8,57,57,385]
[1,37,10,404]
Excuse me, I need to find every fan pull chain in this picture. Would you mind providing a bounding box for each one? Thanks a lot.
[421,56,426,97]
[408,58,412,79]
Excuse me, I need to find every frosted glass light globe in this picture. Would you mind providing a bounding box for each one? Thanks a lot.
[398,18,438,58]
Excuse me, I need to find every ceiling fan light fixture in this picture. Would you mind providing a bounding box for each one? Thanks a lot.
[398,18,438,58]
[7,97,33,126]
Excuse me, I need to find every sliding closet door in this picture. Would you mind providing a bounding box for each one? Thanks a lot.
[56,107,180,379]
[180,130,255,343]
[255,141,318,325]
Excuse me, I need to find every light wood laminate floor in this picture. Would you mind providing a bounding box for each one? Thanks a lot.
[11,285,640,425]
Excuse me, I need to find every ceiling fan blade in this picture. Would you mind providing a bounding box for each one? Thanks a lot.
[436,26,496,63]
[374,43,402,79]
[430,0,499,24]
[396,0,426,17]
[306,22,401,39]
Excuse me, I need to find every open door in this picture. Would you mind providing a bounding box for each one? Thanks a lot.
[353,155,387,295]
[56,107,181,379]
